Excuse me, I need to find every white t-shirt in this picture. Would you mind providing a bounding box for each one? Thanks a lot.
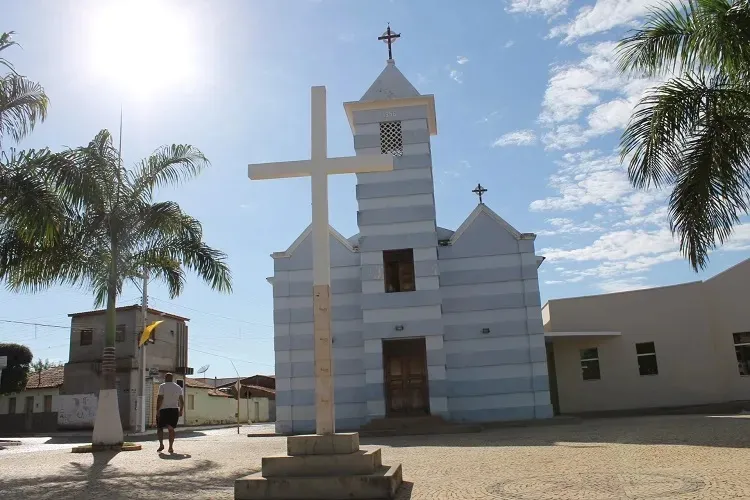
[158,381,183,409]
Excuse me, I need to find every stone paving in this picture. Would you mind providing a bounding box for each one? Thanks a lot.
[1,415,749,499]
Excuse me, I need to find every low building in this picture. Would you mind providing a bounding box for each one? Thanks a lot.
[181,378,272,425]
[62,304,191,430]
[543,258,750,415]
[0,366,63,434]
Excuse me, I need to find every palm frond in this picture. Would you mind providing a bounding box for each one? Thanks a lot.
[621,75,711,189]
[0,74,48,144]
[0,148,68,243]
[130,144,209,201]
[0,31,19,74]
[669,82,750,270]
[145,236,232,295]
[617,0,750,78]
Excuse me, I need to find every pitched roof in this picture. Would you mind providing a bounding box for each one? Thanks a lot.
[185,378,214,389]
[360,60,421,102]
[447,203,535,245]
[25,366,64,390]
[69,304,189,322]
[271,224,356,259]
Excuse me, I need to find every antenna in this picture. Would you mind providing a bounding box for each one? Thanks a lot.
[197,364,210,375]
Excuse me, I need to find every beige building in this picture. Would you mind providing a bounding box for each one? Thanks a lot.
[543,258,750,415]
[62,304,190,430]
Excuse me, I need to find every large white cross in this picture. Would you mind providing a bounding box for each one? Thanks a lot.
[249,86,394,435]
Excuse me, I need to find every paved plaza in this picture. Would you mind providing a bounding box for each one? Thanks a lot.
[1,415,749,499]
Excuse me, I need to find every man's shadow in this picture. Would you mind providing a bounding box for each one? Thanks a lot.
[158,452,191,460]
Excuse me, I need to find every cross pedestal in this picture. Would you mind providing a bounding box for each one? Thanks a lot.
[235,86,403,499]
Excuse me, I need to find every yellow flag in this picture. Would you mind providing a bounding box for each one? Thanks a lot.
[139,320,164,347]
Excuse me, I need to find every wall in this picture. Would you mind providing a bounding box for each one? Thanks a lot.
[57,393,98,428]
[437,211,552,422]
[184,390,271,426]
[353,106,449,426]
[545,282,726,414]
[0,388,59,414]
[272,232,364,434]
[703,259,750,402]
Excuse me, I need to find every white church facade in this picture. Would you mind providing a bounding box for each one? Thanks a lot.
[268,57,552,434]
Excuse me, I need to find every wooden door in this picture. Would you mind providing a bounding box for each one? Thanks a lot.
[383,338,429,416]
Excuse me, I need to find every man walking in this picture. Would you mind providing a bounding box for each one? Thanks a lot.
[156,373,184,454]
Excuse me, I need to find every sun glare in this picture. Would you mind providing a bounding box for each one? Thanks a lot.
[88,1,196,96]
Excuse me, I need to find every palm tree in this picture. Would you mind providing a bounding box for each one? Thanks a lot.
[1,130,232,445]
[617,0,750,271]
[0,31,70,246]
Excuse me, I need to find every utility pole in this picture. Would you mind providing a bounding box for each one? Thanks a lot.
[137,267,148,433]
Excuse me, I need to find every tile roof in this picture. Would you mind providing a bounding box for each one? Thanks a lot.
[25,366,65,390]
[185,378,214,389]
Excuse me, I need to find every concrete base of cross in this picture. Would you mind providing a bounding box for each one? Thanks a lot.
[234,432,403,499]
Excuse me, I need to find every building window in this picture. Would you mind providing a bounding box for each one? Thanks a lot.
[80,329,93,346]
[379,121,403,156]
[733,332,750,376]
[580,348,601,381]
[8,397,16,414]
[116,324,126,343]
[44,395,52,413]
[636,341,659,376]
[188,394,195,410]
[383,249,415,293]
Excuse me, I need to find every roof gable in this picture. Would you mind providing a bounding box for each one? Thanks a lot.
[449,204,533,245]
[360,61,420,102]
[272,224,356,259]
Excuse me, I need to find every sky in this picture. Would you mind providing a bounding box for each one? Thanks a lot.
[2,0,748,378]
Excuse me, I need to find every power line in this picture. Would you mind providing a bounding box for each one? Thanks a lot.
[0,319,68,329]
[147,295,273,328]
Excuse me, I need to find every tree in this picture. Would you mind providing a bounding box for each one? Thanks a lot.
[0,343,32,394]
[0,31,77,265]
[31,358,62,372]
[617,0,750,271]
[0,130,233,445]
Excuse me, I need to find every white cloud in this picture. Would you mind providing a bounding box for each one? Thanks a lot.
[449,70,463,83]
[504,40,516,49]
[545,280,564,285]
[597,277,651,293]
[550,0,659,43]
[538,41,655,149]
[457,56,469,65]
[507,0,570,17]
[493,129,537,147]
[542,124,589,150]
[536,217,603,236]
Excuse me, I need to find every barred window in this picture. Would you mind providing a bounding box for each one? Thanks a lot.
[379,121,403,156]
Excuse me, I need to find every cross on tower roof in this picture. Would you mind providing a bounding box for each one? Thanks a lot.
[472,183,487,204]
[378,24,401,60]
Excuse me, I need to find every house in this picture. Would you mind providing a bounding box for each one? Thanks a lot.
[180,378,272,425]
[216,378,276,422]
[543,258,750,415]
[0,366,63,434]
[268,55,551,434]
[61,304,191,430]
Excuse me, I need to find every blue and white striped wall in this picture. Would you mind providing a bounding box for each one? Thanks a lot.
[352,105,449,421]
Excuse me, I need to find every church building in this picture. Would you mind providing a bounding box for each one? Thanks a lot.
[268,41,552,434]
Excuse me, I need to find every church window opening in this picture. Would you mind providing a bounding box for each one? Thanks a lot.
[379,121,403,156]
[733,332,750,375]
[383,249,415,293]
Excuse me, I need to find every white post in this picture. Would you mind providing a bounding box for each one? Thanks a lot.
[138,269,148,433]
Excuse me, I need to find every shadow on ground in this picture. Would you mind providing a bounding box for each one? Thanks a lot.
[0,455,257,499]
[360,414,750,450]
[43,431,208,445]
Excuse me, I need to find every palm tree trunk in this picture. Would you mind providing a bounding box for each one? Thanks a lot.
[91,239,123,445]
